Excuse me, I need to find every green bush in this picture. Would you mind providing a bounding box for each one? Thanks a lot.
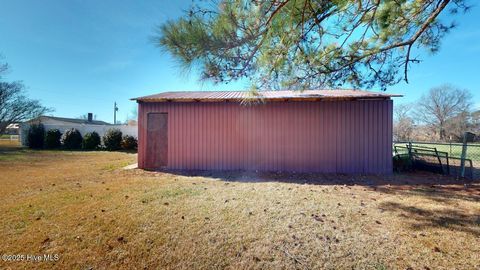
[82,131,101,150]
[44,129,62,149]
[61,128,83,149]
[103,128,122,151]
[27,123,45,149]
[121,135,138,150]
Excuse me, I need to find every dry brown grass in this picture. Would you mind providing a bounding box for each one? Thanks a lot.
[0,141,479,269]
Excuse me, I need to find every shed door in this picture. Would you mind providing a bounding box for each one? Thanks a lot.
[146,113,168,169]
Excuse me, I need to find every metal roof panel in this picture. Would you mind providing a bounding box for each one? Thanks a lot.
[132,89,402,102]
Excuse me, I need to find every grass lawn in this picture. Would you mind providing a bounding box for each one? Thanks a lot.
[1,141,479,269]
[0,134,17,139]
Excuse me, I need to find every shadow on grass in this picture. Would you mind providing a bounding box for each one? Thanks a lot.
[0,142,31,161]
[375,184,480,204]
[0,141,24,152]
[379,201,480,237]
[153,169,479,187]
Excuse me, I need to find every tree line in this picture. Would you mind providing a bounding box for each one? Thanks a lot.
[394,84,478,142]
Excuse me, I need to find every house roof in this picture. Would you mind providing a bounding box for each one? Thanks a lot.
[6,123,20,129]
[132,89,402,102]
[28,116,111,125]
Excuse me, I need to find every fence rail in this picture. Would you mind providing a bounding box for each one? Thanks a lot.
[393,141,480,179]
[394,141,480,162]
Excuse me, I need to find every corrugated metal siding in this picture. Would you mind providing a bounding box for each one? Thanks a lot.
[138,100,393,174]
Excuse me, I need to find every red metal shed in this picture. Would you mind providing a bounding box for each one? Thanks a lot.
[133,90,401,174]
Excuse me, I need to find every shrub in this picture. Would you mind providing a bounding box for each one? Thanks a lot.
[44,129,62,149]
[103,128,122,151]
[61,128,83,149]
[82,131,101,150]
[121,135,138,150]
[27,123,45,149]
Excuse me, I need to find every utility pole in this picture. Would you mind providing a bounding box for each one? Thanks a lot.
[114,102,118,124]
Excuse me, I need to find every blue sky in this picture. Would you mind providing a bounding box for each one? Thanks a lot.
[0,0,479,123]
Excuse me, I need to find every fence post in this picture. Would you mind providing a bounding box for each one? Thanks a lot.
[460,133,467,178]
[407,141,412,159]
[460,132,475,178]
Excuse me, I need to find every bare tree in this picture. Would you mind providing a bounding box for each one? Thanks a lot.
[394,103,414,141]
[415,84,472,141]
[444,111,476,141]
[0,60,51,134]
[124,106,138,124]
[471,110,480,135]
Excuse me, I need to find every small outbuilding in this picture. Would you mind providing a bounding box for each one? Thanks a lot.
[133,90,401,174]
